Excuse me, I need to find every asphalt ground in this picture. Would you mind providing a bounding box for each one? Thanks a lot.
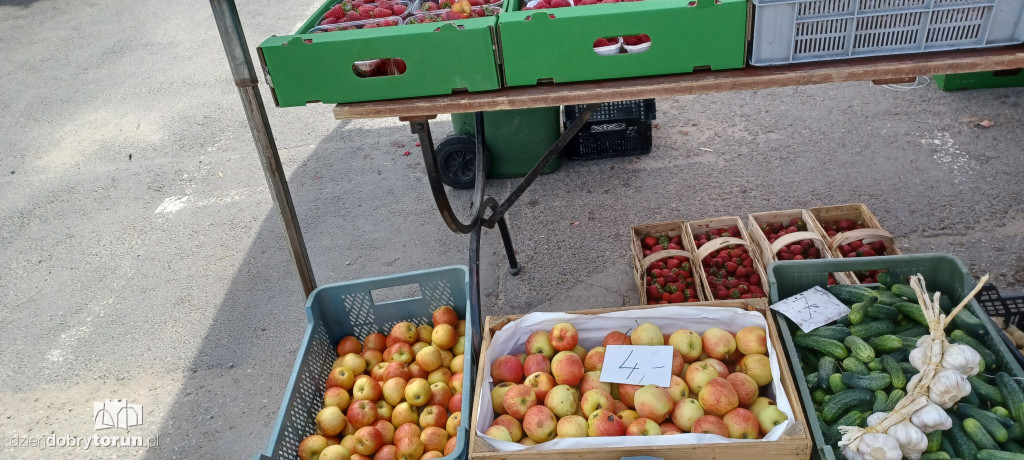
[0,0,1021,458]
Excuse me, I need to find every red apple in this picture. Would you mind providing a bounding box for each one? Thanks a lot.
[420,426,448,452]
[373,445,396,460]
[443,436,457,456]
[491,355,525,384]
[337,336,363,357]
[702,328,737,361]
[684,361,718,395]
[617,383,642,409]
[725,372,759,407]
[394,434,423,460]
[524,372,556,402]
[550,351,584,386]
[389,322,418,346]
[428,382,451,407]
[502,384,537,420]
[523,354,551,376]
[394,423,421,444]
[325,387,352,411]
[583,347,605,372]
[703,358,729,378]
[373,419,395,445]
[691,415,729,437]
[522,405,557,443]
[419,404,447,429]
[723,407,760,439]
[587,409,625,437]
[579,371,612,396]
[353,375,382,402]
[550,322,579,351]
[633,385,673,423]
[556,414,588,438]
[491,414,524,442]
[391,402,418,427]
[364,332,387,352]
[352,426,383,456]
[327,367,356,391]
[347,400,378,429]
[360,349,384,369]
[626,417,662,436]
[698,377,739,417]
[735,326,768,356]
[431,323,458,350]
[432,305,459,327]
[660,422,683,435]
[447,394,462,413]
[603,331,631,347]
[298,434,330,460]
[580,388,614,416]
[525,331,555,359]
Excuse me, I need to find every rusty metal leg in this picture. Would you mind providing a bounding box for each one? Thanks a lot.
[209,0,316,297]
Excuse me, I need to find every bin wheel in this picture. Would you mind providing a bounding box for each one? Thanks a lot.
[435,134,489,190]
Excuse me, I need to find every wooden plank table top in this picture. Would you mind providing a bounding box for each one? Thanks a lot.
[333,46,1024,120]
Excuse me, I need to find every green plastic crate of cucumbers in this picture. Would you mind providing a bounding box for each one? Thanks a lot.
[768,254,1024,460]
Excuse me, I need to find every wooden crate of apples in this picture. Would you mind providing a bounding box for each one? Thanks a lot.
[297,306,469,460]
[469,301,812,460]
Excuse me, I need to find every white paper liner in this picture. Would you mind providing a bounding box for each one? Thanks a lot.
[474,305,796,450]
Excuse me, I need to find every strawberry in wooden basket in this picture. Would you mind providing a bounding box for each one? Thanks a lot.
[641,234,700,305]
[758,217,836,285]
[694,226,766,300]
[820,219,892,283]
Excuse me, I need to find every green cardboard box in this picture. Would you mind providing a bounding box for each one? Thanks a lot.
[258,0,502,107]
[934,68,1024,91]
[497,0,748,87]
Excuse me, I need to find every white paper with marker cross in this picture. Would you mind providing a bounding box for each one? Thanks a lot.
[599,345,673,387]
[770,285,850,333]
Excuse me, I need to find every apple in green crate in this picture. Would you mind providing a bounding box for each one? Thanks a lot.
[415,345,442,372]
[427,382,451,407]
[317,406,348,437]
[391,402,419,427]
[327,367,357,390]
[382,377,407,406]
[374,445,396,460]
[427,368,451,386]
[389,322,418,346]
[420,426,449,452]
[445,412,462,437]
[417,325,434,345]
[447,373,463,394]
[384,342,414,364]
[376,400,394,421]
[320,444,351,460]
[374,419,396,445]
[404,378,431,407]
[394,423,421,445]
[347,400,379,429]
[298,434,331,460]
[353,375,383,401]
[337,336,363,357]
[364,332,387,352]
[431,323,458,350]
[443,436,458,455]
[393,434,423,460]
[352,426,384,455]
[325,386,352,410]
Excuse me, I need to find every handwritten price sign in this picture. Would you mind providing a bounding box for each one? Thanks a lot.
[599,345,673,387]
[770,285,850,333]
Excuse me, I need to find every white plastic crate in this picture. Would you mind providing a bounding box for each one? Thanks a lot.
[751,0,1024,65]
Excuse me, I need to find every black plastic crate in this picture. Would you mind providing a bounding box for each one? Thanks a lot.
[564,119,653,161]
[564,99,657,123]
[976,282,1024,369]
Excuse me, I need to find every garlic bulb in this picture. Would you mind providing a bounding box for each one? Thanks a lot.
[842,445,866,460]
[906,372,923,394]
[887,420,929,460]
[941,344,982,376]
[856,433,903,460]
[916,336,933,348]
[910,346,930,371]
[929,369,972,408]
[867,412,889,427]
[910,402,952,433]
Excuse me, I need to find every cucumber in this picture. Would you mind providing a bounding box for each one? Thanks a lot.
[923,453,953,460]
[885,389,906,411]
[886,348,911,362]
[901,361,920,375]
[943,435,959,459]
[977,451,1024,460]
[1003,441,1024,454]
[877,271,906,289]
[950,413,980,460]
[965,418,1001,450]
[890,283,918,300]
[963,389,982,406]
[837,316,852,327]
[899,335,921,348]
[843,357,870,375]
[828,284,877,304]
[874,289,905,306]
[809,326,853,342]
[881,354,907,389]
[830,373,848,393]
[869,335,905,353]
[824,410,864,445]
[900,324,931,339]
[950,330,999,368]
[873,389,888,413]
[850,320,897,339]
[821,388,874,423]
[819,356,838,388]
[929,430,944,453]
[992,407,1011,419]
[996,372,1024,428]
[850,301,868,325]
[813,388,828,405]
[970,376,1007,406]
[1008,424,1024,442]
[806,372,820,389]
[952,309,989,340]
[794,335,849,360]
[894,301,929,326]
[841,372,891,391]
[845,336,876,363]
[868,358,884,371]
[866,302,900,320]
[956,404,1011,442]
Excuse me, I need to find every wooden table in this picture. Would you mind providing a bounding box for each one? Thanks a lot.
[334,46,1024,119]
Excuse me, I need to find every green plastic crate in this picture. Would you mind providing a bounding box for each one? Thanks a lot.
[258,0,501,107]
[767,253,1024,460]
[259,266,472,460]
[934,68,1024,91]
[497,0,748,87]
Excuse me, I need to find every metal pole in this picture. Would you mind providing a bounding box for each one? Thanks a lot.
[209,0,316,297]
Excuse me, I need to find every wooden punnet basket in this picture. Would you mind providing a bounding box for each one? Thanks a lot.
[746,209,857,285]
[809,203,901,283]
[468,299,812,460]
[630,221,707,303]
[686,216,770,300]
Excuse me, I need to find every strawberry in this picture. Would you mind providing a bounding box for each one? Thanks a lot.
[326,4,348,18]
[443,10,469,19]
[393,4,407,13]
[533,0,550,7]
[422,1,438,9]
[359,4,375,14]
[593,37,610,47]
[374,7,393,17]
[321,17,339,25]
[551,0,571,6]
[642,236,658,248]
[669,291,686,303]
[363,23,378,28]
[439,0,453,7]
[345,11,362,20]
